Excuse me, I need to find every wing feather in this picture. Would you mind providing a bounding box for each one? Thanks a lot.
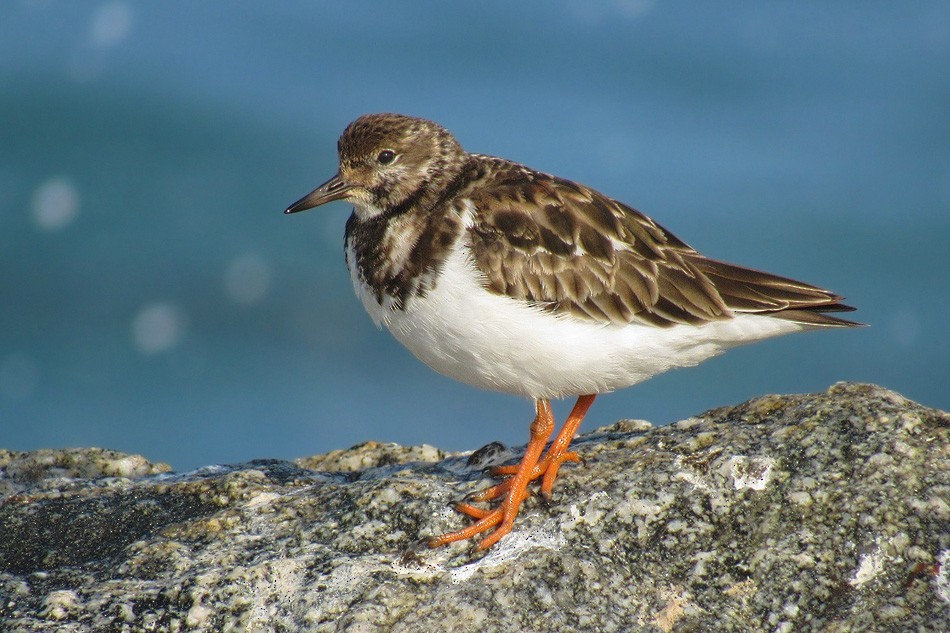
[466,160,859,328]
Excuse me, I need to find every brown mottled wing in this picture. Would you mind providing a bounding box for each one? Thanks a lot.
[467,161,860,328]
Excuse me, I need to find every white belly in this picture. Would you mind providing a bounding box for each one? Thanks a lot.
[348,243,807,400]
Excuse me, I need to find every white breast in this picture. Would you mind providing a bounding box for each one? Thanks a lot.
[346,238,807,400]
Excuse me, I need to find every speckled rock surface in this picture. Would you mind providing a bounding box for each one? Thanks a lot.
[1,383,947,632]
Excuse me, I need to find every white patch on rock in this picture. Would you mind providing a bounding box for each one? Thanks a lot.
[936,550,950,603]
[611,491,677,541]
[850,540,887,587]
[446,527,566,584]
[672,454,714,493]
[185,595,212,627]
[566,491,610,529]
[244,559,306,628]
[728,456,775,491]
[244,492,281,508]
[102,454,154,478]
[40,590,80,621]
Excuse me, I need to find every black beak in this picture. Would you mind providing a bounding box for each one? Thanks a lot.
[284,173,352,214]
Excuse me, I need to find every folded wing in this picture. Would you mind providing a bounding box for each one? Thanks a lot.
[467,163,860,329]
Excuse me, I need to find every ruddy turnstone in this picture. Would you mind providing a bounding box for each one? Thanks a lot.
[285,113,861,551]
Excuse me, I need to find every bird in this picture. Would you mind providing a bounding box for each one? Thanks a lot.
[284,113,861,551]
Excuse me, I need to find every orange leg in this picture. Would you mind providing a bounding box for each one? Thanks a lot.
[472,394,596,503]
[428,394,597,551]
[539,394,596,500]
[428,399,556,550]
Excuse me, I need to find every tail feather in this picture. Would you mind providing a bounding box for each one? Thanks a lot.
[686,255,865,328]
[764,306,864,328]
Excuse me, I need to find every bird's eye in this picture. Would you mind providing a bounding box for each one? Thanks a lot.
[376,149,397,165]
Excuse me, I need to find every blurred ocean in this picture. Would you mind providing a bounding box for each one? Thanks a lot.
[1,1,947,471]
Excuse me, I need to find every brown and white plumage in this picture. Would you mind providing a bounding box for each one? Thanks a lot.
[463,155,858,329]
[285,113,861,550]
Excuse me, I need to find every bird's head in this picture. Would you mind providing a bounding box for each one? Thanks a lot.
[285,113,466,220]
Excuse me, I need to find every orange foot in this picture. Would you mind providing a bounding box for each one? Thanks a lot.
[427,394,596,551]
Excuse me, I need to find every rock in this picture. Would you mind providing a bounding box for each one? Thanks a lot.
[0,383,947,632]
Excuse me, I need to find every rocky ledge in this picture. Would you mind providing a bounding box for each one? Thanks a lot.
[1,383,947,632]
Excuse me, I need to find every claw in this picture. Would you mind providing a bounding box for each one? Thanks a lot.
[428,395,598,551]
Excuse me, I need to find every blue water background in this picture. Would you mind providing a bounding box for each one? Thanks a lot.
[2,2,948,471]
